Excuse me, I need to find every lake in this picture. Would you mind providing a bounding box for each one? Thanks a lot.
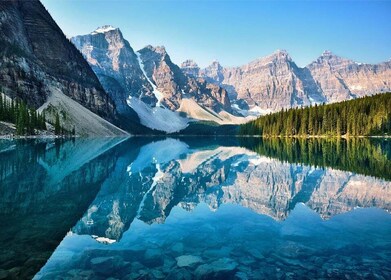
[0,137,390,279]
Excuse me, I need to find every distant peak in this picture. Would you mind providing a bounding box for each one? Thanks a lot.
[141,45,166,54]
[181,59,199,68]
[268,49,291,61]
[207,60,222,69]
[321,50,335,57]
[91,25,118,35]
[274,49,288,55]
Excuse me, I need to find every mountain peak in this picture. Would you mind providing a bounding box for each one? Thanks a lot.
[181,59,199,69]
[142,45,167,55]
[275,49,288,55]
[321,50,338,58]
[91,25,118,35]
[273,49,290,59]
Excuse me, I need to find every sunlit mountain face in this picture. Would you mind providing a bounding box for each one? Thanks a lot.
[0,137,390,279]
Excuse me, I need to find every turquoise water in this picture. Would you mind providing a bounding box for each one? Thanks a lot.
[0,137,390,279]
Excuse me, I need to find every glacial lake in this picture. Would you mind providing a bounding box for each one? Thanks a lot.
[0,137,390,279]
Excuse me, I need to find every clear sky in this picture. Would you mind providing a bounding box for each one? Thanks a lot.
[41,0,391,68]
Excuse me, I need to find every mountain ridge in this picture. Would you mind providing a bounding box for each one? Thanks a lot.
[71,26,249,133]
[182,49,391,114]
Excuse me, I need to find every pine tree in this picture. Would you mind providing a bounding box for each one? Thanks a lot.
[54,113,61,135]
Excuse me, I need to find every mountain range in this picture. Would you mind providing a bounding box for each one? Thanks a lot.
[182,50,391,114]
[1,0,390,135]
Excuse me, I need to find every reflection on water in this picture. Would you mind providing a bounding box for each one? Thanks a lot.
[0,137,390,279]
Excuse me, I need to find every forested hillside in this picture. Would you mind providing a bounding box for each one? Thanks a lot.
[239,93,391,137]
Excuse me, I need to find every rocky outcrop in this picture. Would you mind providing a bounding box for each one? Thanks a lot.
[0,0,117,129]
[307,50,391,102]
[72,28,238,132]
[138,45,232,113]
[180,59,200,78]
[183,50,391,114]
[71,26,157,110]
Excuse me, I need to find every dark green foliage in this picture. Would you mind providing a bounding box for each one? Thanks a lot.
[0,94,46,135]
[239,93,391,137]
[240,137,391,181]
[54,113,61,135]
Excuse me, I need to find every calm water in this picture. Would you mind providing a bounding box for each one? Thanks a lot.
[0,137,390,279]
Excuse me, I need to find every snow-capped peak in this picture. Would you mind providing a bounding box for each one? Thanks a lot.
[91,25,117,35]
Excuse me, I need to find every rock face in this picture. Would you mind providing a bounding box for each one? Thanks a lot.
[72,29,238,132]
[139,45,232,112]
[71,26,156,111]
[180,59,200,78]
[307,51,391,102]
[0,0,120,132]
[183,50,391,114]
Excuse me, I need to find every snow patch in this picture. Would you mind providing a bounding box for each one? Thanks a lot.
[91,25,116,34]
[136,52,164,107]
[127,97,189,133]
[136,163,164,218]
[93,236,116,244]
[249,106,274,116]
[350,85,364,91]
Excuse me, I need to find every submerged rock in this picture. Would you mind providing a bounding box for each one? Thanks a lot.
[176,255,203,267]
[195,257,238,278]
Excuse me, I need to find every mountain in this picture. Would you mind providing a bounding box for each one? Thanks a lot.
[183,50,391,115]
[0,0,127,136]
[72,27,248,133]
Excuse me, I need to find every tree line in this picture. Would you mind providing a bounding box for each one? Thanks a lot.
[239,137,391,181]
[239,93,391,137]
[0,92,74,136]
[0,93,46,135]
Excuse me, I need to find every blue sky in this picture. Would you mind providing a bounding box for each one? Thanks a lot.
[41,0,391,68]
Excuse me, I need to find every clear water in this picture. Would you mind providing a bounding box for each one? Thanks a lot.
[0,137,390,279]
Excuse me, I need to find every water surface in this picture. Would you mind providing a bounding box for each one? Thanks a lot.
[0,137,390,279]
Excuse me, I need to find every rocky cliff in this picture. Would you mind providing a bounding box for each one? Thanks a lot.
[0,0,126,135]
[184,50,391,114]
[72,27,245,132]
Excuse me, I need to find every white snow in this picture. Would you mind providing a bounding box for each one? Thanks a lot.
[249,106,274,116]
[93,236,117,244]
[91,25,116,35]
[136,52,164,107]
[136,163,164,218]
[127,97,189,133]
[232,104,273,117]
[350,85,364,91]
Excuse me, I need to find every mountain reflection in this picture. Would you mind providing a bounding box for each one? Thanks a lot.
[1,137,390,279]
[0,138,127,279]
[72,137,391,243]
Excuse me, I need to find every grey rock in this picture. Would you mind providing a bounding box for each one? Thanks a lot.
[0,0,117,131]
[185,50,391,113]
[176,255,203,267]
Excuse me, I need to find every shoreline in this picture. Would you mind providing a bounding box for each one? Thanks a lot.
[0,134,390,140]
